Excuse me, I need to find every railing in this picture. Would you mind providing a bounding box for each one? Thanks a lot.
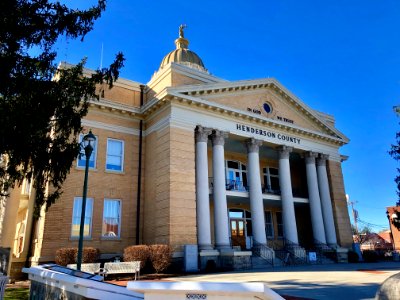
[312,239,337,262]
[226,180,247,192]
[283,238,307,265]
[208,178,248,192]
[262,185,281,195]
[208,177,308,199]
[252,239,274,266]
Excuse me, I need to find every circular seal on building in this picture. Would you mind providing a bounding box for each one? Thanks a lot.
[263,102,272,114]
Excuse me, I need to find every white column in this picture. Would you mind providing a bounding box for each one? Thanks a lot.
[277,146,298,244]
[304,151,327,244]
[211,130,230,249]
[195,126,213,250]
[246,138,267,245]
[317,154,337,246]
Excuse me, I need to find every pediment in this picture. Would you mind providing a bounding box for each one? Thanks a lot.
[167,79,348,142]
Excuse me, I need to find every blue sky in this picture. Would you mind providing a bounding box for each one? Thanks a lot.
[56,0,400,231]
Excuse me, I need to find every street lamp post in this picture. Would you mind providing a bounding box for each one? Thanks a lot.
[77,130,96,271]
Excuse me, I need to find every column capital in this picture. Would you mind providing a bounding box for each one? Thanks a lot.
[276,145,293,159]
[245,138,263,153]
[317,154,329,166]
[195,125,212,143]
[211,130,228,146]
[303,151,318,165]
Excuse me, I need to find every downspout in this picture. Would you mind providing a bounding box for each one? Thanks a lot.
[135,85,145,244]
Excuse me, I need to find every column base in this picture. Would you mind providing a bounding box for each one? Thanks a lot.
[199,250,220,271]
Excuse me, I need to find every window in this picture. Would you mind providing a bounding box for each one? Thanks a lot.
[71,197,94,238]
[77,134,97,169]
[22,178,31,196]
[106,139,124,171]
[102,199,121,237]
[276,211,284,238]
[263,167,280,194]
[265,211,274,238]
[225,160,247,191]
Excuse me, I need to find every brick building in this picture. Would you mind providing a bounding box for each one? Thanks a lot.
[0,28,353,277]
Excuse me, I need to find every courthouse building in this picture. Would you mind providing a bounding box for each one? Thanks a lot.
[0,28,353,277]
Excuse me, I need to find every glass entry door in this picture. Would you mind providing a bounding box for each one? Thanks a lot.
[230,219,246,249]
[229,209,252,250]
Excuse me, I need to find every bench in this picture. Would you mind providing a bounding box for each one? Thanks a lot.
[103,261,141,280]
[67,263,101,275]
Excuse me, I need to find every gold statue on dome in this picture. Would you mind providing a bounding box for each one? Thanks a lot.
[179,24,187,38]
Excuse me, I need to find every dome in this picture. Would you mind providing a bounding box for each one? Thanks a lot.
[159,26,207,73]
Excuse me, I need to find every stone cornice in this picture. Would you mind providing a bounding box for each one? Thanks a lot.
[58,61,143,91]
[88,98,141,117]
[159,92,347,146]
[166,78,348,143]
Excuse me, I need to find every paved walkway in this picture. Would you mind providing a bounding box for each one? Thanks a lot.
[169,262,400,300]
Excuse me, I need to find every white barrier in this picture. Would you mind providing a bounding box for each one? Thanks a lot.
[23,264,143,300]
[127,281,284,300]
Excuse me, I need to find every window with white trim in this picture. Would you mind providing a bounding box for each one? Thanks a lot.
[263,167,280,194]
[102,199,121,237]
[77,134,98,169]
[225,160,247,191]
[265,211,274,238]
[106,139,124,171]
[71,197,94,238]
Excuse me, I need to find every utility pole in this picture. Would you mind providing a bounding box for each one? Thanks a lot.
[347,194,359,235]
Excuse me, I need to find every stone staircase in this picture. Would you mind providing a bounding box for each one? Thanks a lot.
[249,239,338,270]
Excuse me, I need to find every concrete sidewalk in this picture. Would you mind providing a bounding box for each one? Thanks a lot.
[170,262,400,300]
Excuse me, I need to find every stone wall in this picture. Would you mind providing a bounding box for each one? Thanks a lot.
[327,160,353,248]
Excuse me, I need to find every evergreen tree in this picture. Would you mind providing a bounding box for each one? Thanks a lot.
[0,0,124,215]
[390,106,400,206]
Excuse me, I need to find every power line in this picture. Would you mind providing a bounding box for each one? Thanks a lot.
[357,218,388,229]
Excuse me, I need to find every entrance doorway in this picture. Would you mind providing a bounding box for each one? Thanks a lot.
[229,209,252,250]
[230,219,246,249]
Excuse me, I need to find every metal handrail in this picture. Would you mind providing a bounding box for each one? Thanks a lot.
[262,185,281,195]
[282,238,307,265]
[312,239,337,262]
[252,239,274,266]
[208,178,248,192]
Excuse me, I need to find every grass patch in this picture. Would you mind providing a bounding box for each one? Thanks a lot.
[4,287,29,300]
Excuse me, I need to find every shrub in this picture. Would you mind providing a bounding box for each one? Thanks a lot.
[55,247,99,266]
[78,247,99,263]
[149,244,172,274]
[123,245,150,269]
[362,250,379,262]
[348,250,359,263]
[55,248,76,266]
